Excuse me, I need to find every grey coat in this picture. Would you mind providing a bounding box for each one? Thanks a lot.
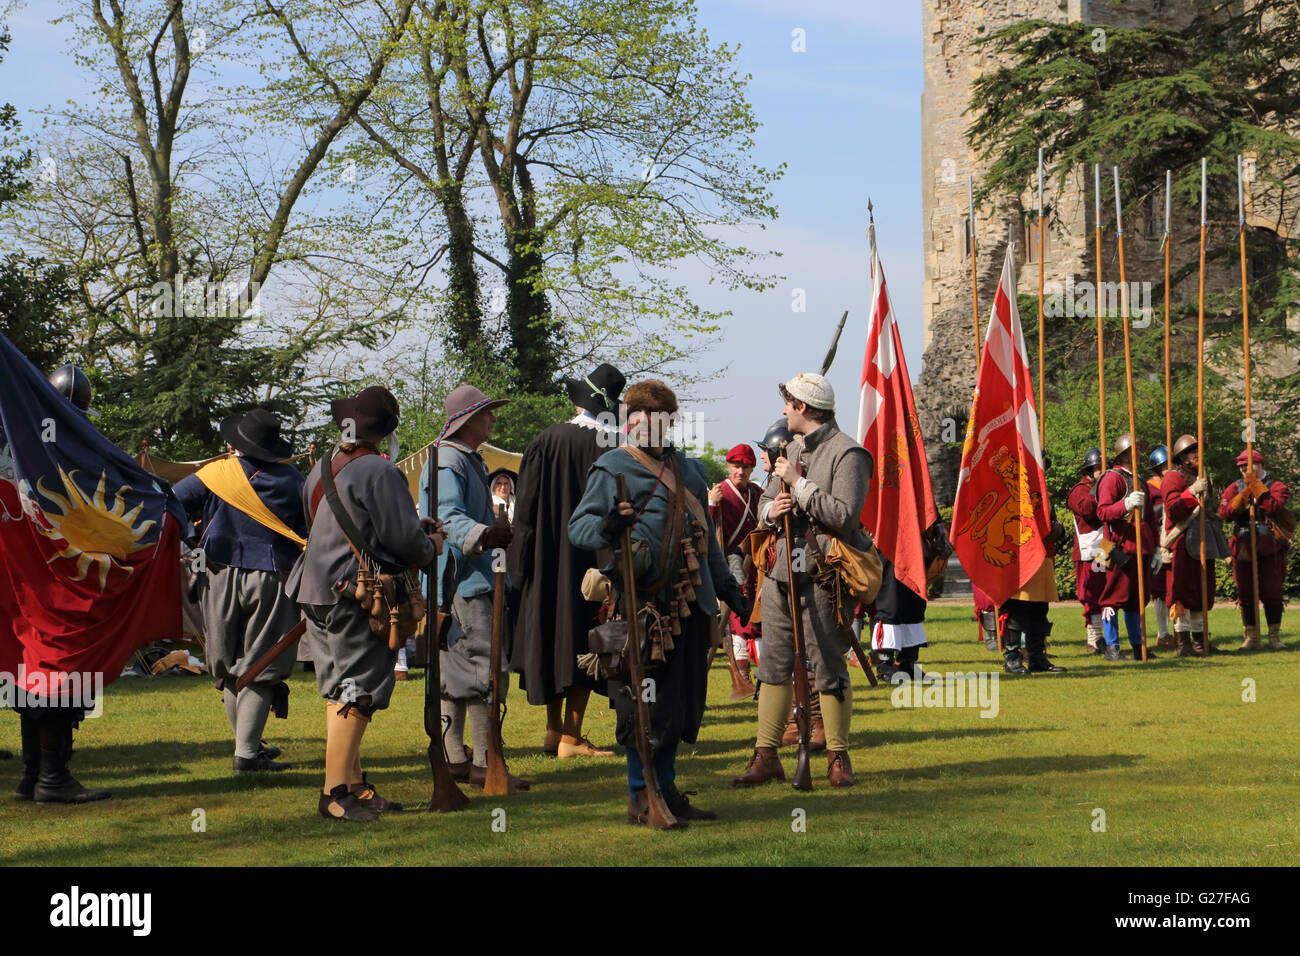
[285,447,438,606]
[758,419,873,583]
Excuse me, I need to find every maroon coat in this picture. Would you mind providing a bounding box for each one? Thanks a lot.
[1095,467,1157,610]
[1066,476,1106,615]
[1219,475,1291,603]
[1161,467,1214,611]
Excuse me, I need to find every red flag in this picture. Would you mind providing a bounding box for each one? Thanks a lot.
[950,244,1052,606]
[0,332,183,698]
[857,218,937,598]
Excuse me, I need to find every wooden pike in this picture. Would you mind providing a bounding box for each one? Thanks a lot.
[1196,160,1212,653]
[1163,170,1173,454]
[1238,154,1262,639]
[969,176,982,371]
[1037,148,1046,450]
[1113,165,1149,662]
[1095,163,1108,470]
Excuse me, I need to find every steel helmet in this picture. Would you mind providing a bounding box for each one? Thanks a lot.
[1171,434,1197,463]
[757,418,792,458]
[48,363,95,414]
[1149,444,1169,469]
[1080,447,1102,473]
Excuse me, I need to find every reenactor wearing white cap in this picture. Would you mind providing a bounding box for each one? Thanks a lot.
[733,373,873,789]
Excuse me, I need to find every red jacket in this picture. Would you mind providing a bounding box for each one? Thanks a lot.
[1066,476,1102,563]
[1096,467,1158,554]
[1219,475,1291,558]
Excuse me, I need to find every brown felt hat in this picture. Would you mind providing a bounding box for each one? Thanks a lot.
[438,384,509,444]
[330,385,400,442]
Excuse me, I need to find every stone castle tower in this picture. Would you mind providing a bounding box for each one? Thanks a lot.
[916,0,1295,506]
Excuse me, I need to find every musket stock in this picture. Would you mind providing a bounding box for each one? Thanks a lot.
[781,472,814,792]
[426,444,469,812]
[483,503,511,796]
[616,473,679,830]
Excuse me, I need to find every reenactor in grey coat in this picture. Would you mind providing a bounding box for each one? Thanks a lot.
[733,374,872,789]
[286,386,444,822]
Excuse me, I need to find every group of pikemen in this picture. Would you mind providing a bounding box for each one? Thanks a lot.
[1064,432,1292,662]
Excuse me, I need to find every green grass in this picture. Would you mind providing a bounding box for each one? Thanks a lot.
[2,604,1297,866]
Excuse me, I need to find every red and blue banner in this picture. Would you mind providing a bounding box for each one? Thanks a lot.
[0,332,184,697]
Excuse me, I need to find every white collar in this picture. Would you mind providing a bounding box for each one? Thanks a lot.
[569,411,619,434]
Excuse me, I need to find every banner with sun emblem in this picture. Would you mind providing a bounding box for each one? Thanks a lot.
[0,332,184,697]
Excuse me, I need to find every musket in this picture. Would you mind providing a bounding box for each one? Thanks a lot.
[483,502,512,796]
[235,620,306,693]
[846,627,879,688]
[778,443,814,792]
[615,473,679,829]
[425,443,469,812]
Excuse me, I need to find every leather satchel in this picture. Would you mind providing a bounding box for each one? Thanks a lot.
[578,605,668,682]
[318,445,426,650]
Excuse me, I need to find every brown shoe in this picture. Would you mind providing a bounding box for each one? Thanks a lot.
[1156,634,1176,649]
[626,789,688,828]
[1267,626,1283,650]
[827,750,854,788]
[393,668,409,681]
[732,746,785,788]
[318,784,378,823]
[468,762,531,793]
[1176,633,1197,658]
[557,735,616,758]
[349,773,402,812]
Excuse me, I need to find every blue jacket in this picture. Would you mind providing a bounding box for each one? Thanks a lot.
[173,456,307,573]
[421,441,509,604]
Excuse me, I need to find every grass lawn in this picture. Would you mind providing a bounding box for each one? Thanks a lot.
[2,603,1297,866]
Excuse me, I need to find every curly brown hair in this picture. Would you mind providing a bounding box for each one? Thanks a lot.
[623,379,678,415]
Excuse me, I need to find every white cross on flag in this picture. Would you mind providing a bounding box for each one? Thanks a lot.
[857,217,937,600]
[949,243,1053,606]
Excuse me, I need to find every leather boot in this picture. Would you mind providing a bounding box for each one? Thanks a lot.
[1102,645,1124,662]
[1026,633,1066,673]
[664,784,717,821]
[34,717,110,805]
[318,783,378,822]
[732,746,785,787]
[1191,632,1209,656]
[1176,633,1197,658]
[1156,634,1177,649]
[808,691,826,753]
[15,712,39,800]
[1267,625,1283,650]
[447,745,472,781]
[827,750,854,787]
[1002,647,1029,674]
[350,772,402,812]
[1239,626,1261,651]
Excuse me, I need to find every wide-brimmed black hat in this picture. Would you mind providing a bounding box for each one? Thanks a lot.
[220,409,293,461]
[330,385,400,443]
[562,363,625,416]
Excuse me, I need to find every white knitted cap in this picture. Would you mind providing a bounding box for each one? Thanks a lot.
[781,372,835,412]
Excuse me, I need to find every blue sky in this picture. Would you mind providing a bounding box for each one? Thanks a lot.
[1,0,925,456]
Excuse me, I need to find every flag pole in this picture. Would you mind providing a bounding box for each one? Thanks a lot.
[1163,170,1172,454]
[969,176,982,373]
[1196,159,1211,653]
[1037,148,1046,450]
[1095,163,1108,470]
[1238,154,1262,644]
[1113,165,1149,662]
